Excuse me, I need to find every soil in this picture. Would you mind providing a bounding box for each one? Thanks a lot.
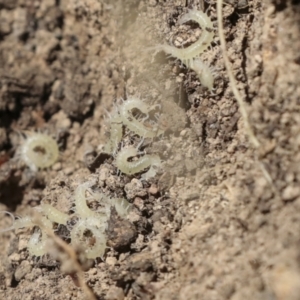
[1,0,300,299]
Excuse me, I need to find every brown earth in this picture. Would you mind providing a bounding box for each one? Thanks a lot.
[1,0,300,299]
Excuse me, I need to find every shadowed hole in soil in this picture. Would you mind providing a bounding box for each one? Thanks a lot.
[0,176,25,211]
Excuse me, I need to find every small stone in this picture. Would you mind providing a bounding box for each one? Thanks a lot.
[99,166,110,182]
[73,134,81,145]
[52,162,62,171]
[127,211,141,223]
[148,184,158,195]
[282,185,300,201]
[176,74,184,83]
[106,286,124,300]
[153,221,164,233]
[14,261,32,281]
[185,159,197,173]
[106,175,118,189]
[64,167,74,175]
[180,129,187,137]
[174,37,183,47]
[54,109,72,129]
[106,209,137,250]
[158,172,175,191]
[133,197,144,210]
[181,192,199,202]
[218,283,235,298]
[125,179,147,200]
[9,253,20,262]
[60,117,72,129]
[271,266,300,300]
[88,268,97,275]
[106,257,117,266]
[18,237,28,251]
[152,209,165,222]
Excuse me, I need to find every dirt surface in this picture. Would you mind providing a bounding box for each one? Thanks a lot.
[1,0,300,299]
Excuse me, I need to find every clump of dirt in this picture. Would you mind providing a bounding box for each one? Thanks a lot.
[1,0,300,299]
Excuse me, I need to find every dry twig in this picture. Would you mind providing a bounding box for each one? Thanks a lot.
[216,0,260,148]
[216,0,280,195]
[35,216,97,300]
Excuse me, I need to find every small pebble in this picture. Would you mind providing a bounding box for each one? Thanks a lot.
[133,197,144,210]
[52,162,62,171]
[106,286,124,300]
[9,253,21,262]
[64,167,74,175]
[148,184,159,195]
[282,185,300,201]
[125,178,147,200]
[88,268,97,275]
[14,261,32,281]
[106,257,117,266]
